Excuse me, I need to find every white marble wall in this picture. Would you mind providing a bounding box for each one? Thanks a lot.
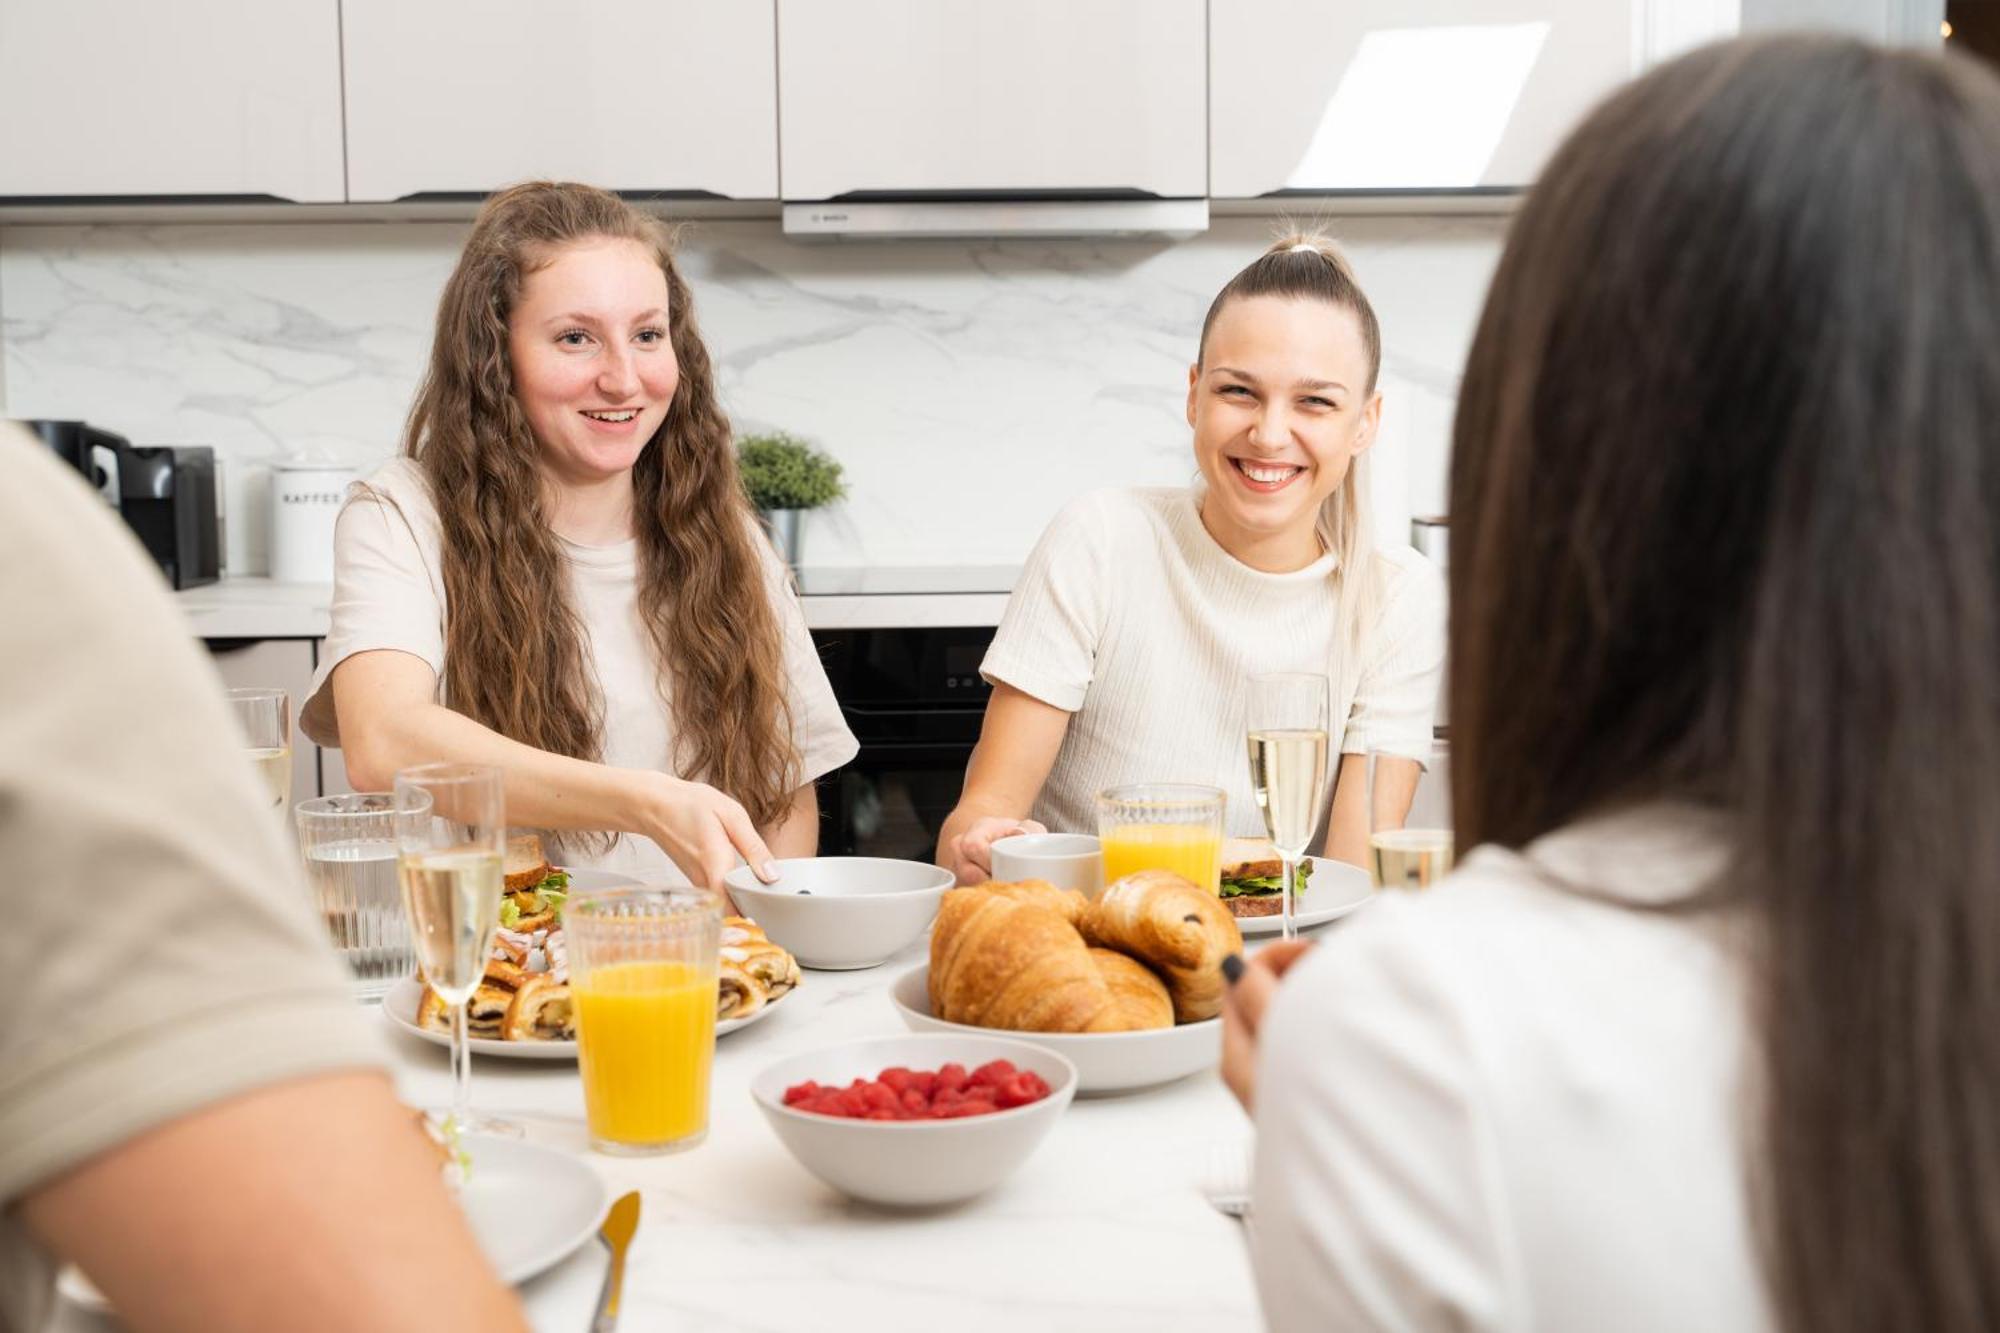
[0,215,1503,574]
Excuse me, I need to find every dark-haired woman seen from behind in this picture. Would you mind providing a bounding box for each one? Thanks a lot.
[1222,35,2000,1333]
[305,183,856,889]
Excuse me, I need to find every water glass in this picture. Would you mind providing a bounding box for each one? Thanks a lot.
[567,885,723,1156]
[225,687,291,812]
[295,793,417,1001]
[1367,749,1455,891]
[1095,784,1227,893]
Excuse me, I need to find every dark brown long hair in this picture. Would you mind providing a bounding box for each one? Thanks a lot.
[406,182,797,829]
[1451,36,2000,1332]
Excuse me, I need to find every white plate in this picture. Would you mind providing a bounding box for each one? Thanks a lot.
[59,1135,605,1313]
[889,964,1220,1095]
[381,974,781,1058]
[1233,856,1376,936]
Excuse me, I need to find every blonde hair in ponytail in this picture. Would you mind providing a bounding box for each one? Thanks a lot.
[1197,229,1385,683]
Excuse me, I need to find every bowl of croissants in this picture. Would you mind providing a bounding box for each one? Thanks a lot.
[889,869,1244,1094]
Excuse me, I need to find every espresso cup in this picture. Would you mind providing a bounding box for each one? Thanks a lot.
[990,832,1105,899]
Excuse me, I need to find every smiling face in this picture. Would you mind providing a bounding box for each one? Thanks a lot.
[1187,293,1381,568]
[507,236,678,490]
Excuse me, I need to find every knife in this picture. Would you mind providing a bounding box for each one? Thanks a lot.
[591,1191,641,1333]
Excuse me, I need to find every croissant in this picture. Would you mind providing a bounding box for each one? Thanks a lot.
[1087,947,1174,1030]
[975,878,1087,926]
[1081,870,1244,1023]
[929,889,1170,1032]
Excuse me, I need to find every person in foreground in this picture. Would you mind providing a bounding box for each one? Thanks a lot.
[1222,35,2000,1333]
[307,181,856,891]
[0,426,524,1333]
[937,234,1443,883]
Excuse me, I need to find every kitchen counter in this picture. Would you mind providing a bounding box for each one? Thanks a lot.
[175,569,1019,639]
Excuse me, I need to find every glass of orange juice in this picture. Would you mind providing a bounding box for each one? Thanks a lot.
[566,884,722,1156]
[1095,783,1227,893]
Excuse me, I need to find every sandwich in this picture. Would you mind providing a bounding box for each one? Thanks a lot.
[1218,836,1313,918]
[501,834,570,932]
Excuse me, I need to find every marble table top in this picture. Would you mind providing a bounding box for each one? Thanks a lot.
[390,943,1259,1332]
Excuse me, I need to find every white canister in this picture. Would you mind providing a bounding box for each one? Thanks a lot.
[269,460,357,583]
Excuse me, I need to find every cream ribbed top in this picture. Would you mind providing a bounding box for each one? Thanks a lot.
[982,487,1444,839]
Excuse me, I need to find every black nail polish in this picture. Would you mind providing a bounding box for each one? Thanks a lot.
[1221,953,1246,985]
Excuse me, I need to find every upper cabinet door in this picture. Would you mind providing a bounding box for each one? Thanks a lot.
[1210,0,1640,196]
[0,0,343,201]
[342,0,778,202]
[778,0,1206,200]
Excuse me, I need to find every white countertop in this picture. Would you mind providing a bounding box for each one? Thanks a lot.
[397,945,1257,1332]
[175,574,1016,639]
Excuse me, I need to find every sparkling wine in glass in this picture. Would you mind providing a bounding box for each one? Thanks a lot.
[394,763,515,1156]
[1246,673,1331,941]
[225,687,292,811]
[1366,748,1454,891]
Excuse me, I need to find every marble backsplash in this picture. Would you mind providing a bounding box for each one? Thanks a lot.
[0,214,1503,574]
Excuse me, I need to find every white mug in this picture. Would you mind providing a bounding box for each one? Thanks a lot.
[991,832,1104,899]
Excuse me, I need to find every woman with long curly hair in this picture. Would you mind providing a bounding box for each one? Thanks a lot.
[302,182,855,888]
[1222,34,2000,1333]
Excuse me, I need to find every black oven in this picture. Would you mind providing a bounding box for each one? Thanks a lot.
[812,626,995,860]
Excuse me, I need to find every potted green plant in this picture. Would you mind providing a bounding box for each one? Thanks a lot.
[737,431,847,566]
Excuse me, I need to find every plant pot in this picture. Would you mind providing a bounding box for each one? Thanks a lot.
[760,508,803,566]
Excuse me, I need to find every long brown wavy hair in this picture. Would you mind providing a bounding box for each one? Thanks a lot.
[1451,37,2000,1332]
[405,181,797,830]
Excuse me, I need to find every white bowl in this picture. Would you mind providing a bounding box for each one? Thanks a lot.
[888,964,1221,1095]
[749,1033,1076,1207]
[724,857,955,970]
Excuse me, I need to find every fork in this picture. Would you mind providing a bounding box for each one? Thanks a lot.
[1201,1137,1255,1219]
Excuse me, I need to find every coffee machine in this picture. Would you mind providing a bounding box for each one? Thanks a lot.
[18,419,223,589]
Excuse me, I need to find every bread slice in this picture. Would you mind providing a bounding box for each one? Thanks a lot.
[1220,836,1282,881]
[505,834,552,892]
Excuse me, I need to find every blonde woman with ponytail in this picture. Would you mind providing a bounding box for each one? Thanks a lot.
[938,235,1444,883]
[302,182,856,890]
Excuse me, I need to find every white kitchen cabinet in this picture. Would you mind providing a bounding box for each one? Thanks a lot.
[207,637,323,807]
[777,0,1207,200]
[341,0,779,202]
[1210,0,1656,196]
[0,0,344,200]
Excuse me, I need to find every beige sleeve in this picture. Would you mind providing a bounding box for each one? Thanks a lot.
[300,464,446,748]
[752,525,858,786]
[1340,550,1447,762]
[0,430,386,1212]
[979,492,1113,712]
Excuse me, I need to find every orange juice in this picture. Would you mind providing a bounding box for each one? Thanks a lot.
[1100,822,1224,893]
[573,960,716,1151]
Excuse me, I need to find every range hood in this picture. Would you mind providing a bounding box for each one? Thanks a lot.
[781,194,1208,240]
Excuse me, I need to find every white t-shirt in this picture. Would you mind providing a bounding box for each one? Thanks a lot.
[1251,803,1773,1333]
[982,487,1444,838]
[302,458,858,882]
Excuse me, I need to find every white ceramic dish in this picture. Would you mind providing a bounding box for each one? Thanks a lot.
[888,964,1221,1095]
[381,974,780,1059]
[59,1135,605,1312]
[724,857,955,970]
[1233,856,1376,936]
[750,1033,1076,1207]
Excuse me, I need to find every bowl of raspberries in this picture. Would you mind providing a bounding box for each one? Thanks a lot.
[750,1034,1077,1206]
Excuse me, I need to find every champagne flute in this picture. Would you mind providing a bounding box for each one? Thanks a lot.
[393,763,516,1154]
[225,687,291,811]
[1246,673,1331,941]
[1367,748,1454,890]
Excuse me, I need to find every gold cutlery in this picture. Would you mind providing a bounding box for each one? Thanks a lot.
[591,1191,641,1332]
